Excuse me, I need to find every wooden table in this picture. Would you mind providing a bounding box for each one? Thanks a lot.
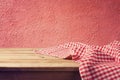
[0,48,80,80]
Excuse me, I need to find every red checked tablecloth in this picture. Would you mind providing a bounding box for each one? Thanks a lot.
[35,40,120,80]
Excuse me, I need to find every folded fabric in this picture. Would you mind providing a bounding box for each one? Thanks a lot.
[34,40,120,80]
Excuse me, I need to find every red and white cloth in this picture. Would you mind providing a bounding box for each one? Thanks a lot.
[35,40,120,80]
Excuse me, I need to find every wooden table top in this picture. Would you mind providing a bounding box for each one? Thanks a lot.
[0,48,79,71]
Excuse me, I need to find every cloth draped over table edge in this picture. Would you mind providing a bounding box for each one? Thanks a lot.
[34,40,120,80]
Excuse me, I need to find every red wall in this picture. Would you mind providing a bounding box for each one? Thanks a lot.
[0,0,120,48]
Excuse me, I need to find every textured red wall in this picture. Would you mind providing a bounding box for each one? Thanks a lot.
[0,0,120,47]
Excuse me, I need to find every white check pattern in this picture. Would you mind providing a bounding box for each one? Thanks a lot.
[35,40,120,80]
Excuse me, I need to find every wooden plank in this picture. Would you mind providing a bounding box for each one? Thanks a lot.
[0,48,36,51]
[0,63,79,71]
[0,60,79,67]
[0,48,79,71]
[0,54,61,59]
[0,48,80,80]
[0,51,70,60]
[0,50,34,54]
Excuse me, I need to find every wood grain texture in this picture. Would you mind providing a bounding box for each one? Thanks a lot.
[0,48,80,80]
[0,48,79,71]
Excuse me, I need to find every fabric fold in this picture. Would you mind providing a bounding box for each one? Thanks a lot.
[34,40,120,80]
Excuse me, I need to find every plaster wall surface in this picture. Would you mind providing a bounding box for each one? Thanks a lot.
[0,0,120,47]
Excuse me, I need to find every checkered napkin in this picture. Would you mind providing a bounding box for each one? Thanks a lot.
[34,40,120,80]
